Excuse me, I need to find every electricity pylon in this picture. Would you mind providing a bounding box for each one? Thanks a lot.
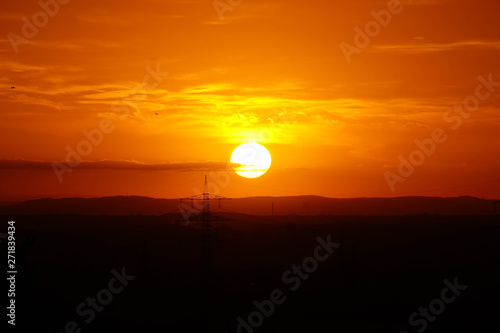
[179,175,231,284]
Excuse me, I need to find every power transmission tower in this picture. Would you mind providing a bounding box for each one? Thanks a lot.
[179,175,231,284]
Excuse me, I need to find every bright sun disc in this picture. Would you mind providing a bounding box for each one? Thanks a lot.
[231,142,271,178]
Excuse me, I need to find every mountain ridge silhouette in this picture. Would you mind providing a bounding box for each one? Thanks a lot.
[0,195,496,216]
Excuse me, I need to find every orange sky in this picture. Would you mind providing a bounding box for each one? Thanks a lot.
[1,0,499,201]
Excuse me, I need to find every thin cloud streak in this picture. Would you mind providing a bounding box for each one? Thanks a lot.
[0,159,240,171]
[372,40,500,53]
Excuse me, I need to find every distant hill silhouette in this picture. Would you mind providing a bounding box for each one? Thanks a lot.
[0,195,497,216]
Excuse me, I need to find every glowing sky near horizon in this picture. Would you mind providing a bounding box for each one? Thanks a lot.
[0,0,499,200]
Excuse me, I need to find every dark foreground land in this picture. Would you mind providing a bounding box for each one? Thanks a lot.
[4,213,500,332]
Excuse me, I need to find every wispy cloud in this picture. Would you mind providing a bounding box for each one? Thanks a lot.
[372,40,500,54]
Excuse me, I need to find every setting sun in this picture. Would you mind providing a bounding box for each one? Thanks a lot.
[231,142,272,178]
